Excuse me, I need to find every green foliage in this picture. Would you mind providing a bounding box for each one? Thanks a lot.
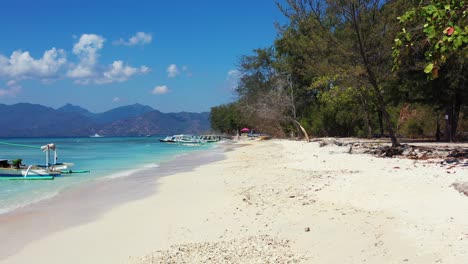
[209,0,465,141]
[11,158,22,169]
[210,103,247,134]
[404,119,425,138]
[393,0,467,78]
[310,86,367,137]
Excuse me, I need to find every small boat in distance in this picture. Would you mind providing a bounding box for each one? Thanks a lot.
[90,133,103,138]
[199,135,222,143]
[159,134,203,145]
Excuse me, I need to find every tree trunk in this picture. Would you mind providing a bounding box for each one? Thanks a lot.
[349,2,399,147]
[435,114,441,141]
[374,89,400,146]
[452,96,461,141]
[291,119,310,142]
[358,89,373,138]
[378,110,384,137]
[444,96,461,142]
[445,106,453,142]
[364,111,373,139]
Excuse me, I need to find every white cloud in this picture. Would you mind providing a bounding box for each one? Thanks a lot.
[67,65,94,79]
[72,34,104,59]
[0,33,148,86]
[67,34,149,84]
[140,66,150,74]
[226,69,241,90]
[0,86,21,97]
[152,85,169,95]
[67,34,105,79]
[0,80,22,97]
[181,65,193,77]
[0,48,66,80]
[112,97,121,103]
[167,64,179,78]
[97,60,149,84]
[227,69,240,78]
[115,32,152,46]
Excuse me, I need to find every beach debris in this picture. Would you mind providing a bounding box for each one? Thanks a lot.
[129,235,307,264]
[304,227,310,232]
[238,179,321,210]
[314,138,344,147]
[451,182,468,197]
[314,138,467,168]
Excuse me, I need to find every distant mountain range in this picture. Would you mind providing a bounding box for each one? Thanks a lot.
[0,103,211,137]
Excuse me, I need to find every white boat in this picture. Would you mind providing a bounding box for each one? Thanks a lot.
[159,134,204,145]
[90,133,103,138]
[0,161,60,180]
[159,135,177,143]
[199,135,222,143]
[0,143,74,180]
[178,135,204,146]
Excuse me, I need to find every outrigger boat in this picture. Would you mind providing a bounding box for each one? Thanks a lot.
[0,143,78,180]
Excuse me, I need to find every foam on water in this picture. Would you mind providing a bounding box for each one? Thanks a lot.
[0,190,59,215]
[101,168,147,180]
[144,163,160,168]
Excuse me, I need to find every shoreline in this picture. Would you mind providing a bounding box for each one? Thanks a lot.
[0,143,227,261]
[2,139,467,263]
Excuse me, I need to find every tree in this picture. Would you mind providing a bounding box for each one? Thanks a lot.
[210,103,246,134]
[236,48,310,141]
[276,0,402,146]
[393,0,467,141]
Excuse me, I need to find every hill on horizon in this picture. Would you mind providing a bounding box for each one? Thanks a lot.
[0,103,211,137]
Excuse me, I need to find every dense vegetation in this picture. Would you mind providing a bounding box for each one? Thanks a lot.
[211,0,467,143]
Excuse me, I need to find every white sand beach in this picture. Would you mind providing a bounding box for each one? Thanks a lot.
[1,139,467,263]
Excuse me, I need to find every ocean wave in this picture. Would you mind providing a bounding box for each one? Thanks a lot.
[144,163,160,168]
[0,191,59,215]
[101,168,145,180]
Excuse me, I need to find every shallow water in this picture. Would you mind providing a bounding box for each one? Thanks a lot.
[0,137,208,214]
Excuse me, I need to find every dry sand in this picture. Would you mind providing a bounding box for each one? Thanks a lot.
[2,139,467,263]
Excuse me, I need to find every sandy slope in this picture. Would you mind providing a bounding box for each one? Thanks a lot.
[2,140,467,263]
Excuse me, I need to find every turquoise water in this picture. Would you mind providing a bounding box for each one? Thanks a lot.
[0,137,208,214]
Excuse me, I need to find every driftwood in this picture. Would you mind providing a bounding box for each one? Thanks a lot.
[311,139,468,166]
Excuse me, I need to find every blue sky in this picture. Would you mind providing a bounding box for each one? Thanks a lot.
[0,0,286,113]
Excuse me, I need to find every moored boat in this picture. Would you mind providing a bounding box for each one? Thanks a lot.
[199,135,222,143]
[0,142,80,180]
[0,159,59,180]
[159,135,178,143]
[159,134,205,145]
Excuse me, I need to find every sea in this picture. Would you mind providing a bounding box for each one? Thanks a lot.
[0,136,210,215]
